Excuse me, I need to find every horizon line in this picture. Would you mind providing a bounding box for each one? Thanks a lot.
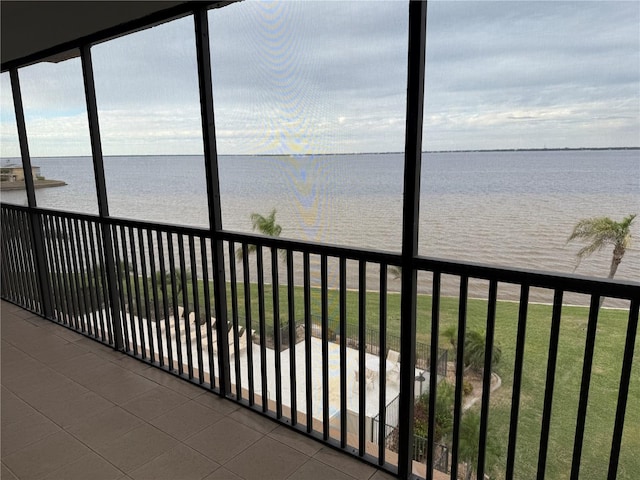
[3,146,638,159]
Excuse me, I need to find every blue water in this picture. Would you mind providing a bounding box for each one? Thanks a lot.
[2,149,638,287]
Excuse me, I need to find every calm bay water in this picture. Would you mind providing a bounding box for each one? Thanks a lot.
[2,149,638,304]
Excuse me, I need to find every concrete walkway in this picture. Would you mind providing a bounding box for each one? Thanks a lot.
[1,300,395,480]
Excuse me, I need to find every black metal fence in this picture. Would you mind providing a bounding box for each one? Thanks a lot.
[302,316,448,376]
[371,392,450,474]
[2,201,638,480]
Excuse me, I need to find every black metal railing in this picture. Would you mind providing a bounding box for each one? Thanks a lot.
[2,201,638,480]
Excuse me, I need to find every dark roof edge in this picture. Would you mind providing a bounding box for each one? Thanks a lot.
[1,1,235,73]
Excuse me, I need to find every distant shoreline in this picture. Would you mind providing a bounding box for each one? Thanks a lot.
[0,179,67,191]
[2,146,637,160]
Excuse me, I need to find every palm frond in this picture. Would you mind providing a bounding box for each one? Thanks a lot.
[235,244,257,263]
[568,214,636,271]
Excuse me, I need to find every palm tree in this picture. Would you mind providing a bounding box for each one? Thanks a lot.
[236,208,282,261]
[568,214,636,280]
[441,328,502,374]
[464,330,502,374]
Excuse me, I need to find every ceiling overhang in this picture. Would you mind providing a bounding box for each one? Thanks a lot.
[1,1,232,71]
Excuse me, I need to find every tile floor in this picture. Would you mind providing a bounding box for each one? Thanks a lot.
[1,300,396,480]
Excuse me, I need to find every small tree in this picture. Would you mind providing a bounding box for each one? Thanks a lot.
[444,329,502,374]
[236,208,282,261]
[568,213,635,280]
[441,325,457,350]
[414,381,455,443]
[464,330,501,373]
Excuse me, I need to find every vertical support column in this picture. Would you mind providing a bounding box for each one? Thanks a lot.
[194,7,231,396]
[80,45,124,350]
[397,1,427,478]
[10,69,53,318]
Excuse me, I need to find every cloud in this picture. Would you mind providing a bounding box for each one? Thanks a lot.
[0,1,638,155]
[421,1,639,149]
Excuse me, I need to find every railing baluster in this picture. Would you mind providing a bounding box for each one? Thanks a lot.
[378,263,388,465]
[129,226,146,356]
[607,298,639,479]
[257,246,268,412]
[570,294,600,479]
[6,210,23,305]
[74,218,91,332]
[358,259,366,455]
[14,210,30,307]
[506,284,530,479]
[96,222,114,345]
[426,271,441,480]
[178,234,193,378]
[59,216,79,331]
[18,211,35,310]
[13,211,28,307]
[41,215,59,322]
[138,228,155,363]
[80,220,98,337]
[537,289,564,480]
[272,247,283,418]
[67,217,82,329]
[201,238,215,389]
[287,249,297,425]
[54,216,71,326]
[190,236,204,383]
[157,231,173,366]
[29,212,44,311]
[111,224,129,348]
[0,210,7,297]
[478,279,498,479]
[167,232,183,375]
[242,243,255,404]
[85,221,101,337]
[6,210,18,303]
[14,210,27,305]
[321,255,330,440]
[228,241,242,399]
[304,251,313,433]
[72,218,89,333]
[451,276,469,480]
[120,225,137,353]
[18,211,33,309]
[1,210,12,300]
[86,222,103,339]
[149,230,165,367]
[339,256,347,448]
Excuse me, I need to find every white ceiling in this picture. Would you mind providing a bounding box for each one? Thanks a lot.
[1,1,193,67]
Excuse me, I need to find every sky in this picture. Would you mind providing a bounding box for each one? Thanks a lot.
[0,0,639,157]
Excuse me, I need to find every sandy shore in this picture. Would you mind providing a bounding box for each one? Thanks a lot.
[0,179,66,190]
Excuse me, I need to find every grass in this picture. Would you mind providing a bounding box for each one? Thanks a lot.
[134,275,638,479]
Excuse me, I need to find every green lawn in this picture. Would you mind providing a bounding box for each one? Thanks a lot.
[143,277,638,479]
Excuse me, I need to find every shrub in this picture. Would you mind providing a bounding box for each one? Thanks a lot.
[414,381,455,442]
[464,330,502,373]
